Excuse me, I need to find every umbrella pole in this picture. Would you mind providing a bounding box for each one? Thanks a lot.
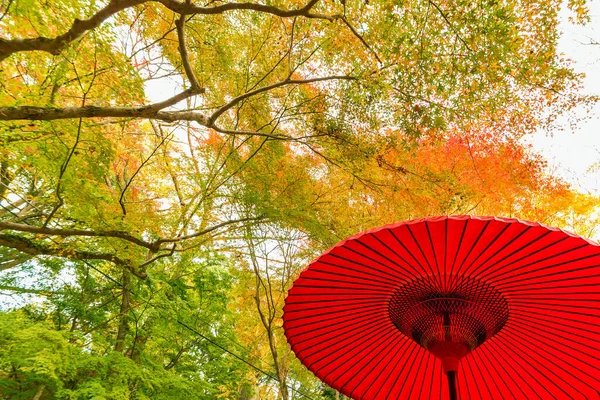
[446,371,457,400]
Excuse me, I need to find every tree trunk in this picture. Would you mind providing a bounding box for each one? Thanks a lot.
[114,270,131,352]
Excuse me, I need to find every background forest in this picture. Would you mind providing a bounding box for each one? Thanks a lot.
[0,0,598,399]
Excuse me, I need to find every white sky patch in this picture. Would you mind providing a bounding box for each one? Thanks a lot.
[525,1,600,194]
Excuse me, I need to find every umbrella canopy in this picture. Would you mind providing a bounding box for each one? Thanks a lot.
[283,216,600,399]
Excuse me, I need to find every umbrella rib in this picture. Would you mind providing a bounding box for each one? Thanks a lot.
[473,230,553,278]
[292,311,387,351]
[301,320,393,365]
[287,309,386,335]
[510,313,600,345]
[495,330,577,397]
[405,345,429,400]
[291,311,386,348]
[291,280,395,291]
[352,238,414,277]
[467,225,532,278]
[470,348,505,399]
[509,291,600,297]
[429,354,438,400]
[489,254,600,287]
[390,228,435,281]
[510,308,600,334]
[406,223,440,285]
[342,331,407,397]
[440,360,445,400]
[485,339,544,399]
[508,306,600,334]
[329,250,413,282]
[456,368,464,400]
[484,243,593,284]
[497,270,600,291]
[425,221,444,290]
[463,352,484,399]
[489,333,559,399]
[353,236,424,282]
[311,263,406,286]
[444,217,449,292]
[285,297,387,306]
[364,336,413,399]
[512,299,598,310]
[452,220,491,285]
[503,328,592,396]
[476,346,524,399]
[416,350,436,399]
[493,261,600,285]
[460,223,512,279]
[334,327,400,393]
[372,233,432,284]
[449,218,470,288]
[386,342,423,399]
[477,235,569,281]
[506,321,600,382]
[285,302,384,322]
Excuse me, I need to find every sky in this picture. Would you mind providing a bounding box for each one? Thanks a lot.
[527,0,600,193]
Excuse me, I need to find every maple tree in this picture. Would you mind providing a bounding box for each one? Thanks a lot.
[0,0,598,399]
[0,0,590,274]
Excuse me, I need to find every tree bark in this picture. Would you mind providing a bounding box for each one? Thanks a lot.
[114,270,131,353]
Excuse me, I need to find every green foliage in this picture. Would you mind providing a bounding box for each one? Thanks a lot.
[0,253,259,399]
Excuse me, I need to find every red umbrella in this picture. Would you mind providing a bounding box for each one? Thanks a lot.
[283,216,600,399]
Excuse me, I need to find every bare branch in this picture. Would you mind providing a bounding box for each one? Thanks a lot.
[0,284,64,296]
[43,117,83,227]
[138,245,176,268]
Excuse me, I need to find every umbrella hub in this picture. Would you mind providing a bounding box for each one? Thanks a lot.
[388,275,509,371]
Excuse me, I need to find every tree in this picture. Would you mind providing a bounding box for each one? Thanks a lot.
[0,0,590,275]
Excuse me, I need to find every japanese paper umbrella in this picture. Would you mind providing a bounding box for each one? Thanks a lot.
[282,216,600,399]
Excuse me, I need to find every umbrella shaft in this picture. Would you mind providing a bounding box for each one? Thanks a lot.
[447,371,457,400]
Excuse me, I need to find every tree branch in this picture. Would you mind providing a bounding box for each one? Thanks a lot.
[427,0,472,52]
[153,216,263,245]
[157,0,321,17]
[0,88,205,121]
[0,220,155,250]
[175,14,202,92]
[0,233,147,279]
[0,0,326,62]
[0,0,147,62]
[0,76,352,127]
[207,75,355,125]
[340,16,382,65]
[119,133,171,215]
